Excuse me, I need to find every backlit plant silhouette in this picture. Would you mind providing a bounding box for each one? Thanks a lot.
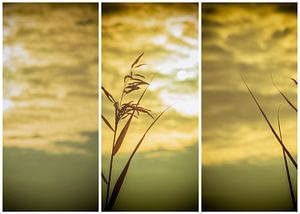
[242,74,297,209]
[102,53,170,210]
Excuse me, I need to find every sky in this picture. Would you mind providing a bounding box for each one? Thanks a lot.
[3,3,98,210]
[202,3,297,211]
[102,3,198,211]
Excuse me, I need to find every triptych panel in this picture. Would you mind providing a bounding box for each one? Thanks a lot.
[2,2,297,212]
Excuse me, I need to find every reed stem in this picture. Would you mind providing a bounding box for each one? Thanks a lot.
[278,107,296,209]
[282,149,296,209]
[105,121,118,209]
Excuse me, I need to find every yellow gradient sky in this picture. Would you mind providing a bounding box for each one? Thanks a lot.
[102,3,198,155]
[101,4,198,211]
[202,3,297,166]
[202,4,297,211]
[3,4,98,154]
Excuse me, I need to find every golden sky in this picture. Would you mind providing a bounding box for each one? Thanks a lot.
[102,3,198,155]
[202,3,297,165]
[3,3,98,154]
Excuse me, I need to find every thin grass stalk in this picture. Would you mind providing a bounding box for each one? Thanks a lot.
[107,106,170,209]
[102,172,108,185]
[291,78,297,85]
[241,75,297,168]
[128,106,171,161]
[106,78,151,208]
[271,73,297,112]
[276,88,297,112]
[277,107,296,209]
[105,122,118,208]
[113,80,153,156]
[282,150,296,209]
[102,115,114,132]
[103,53,160,210]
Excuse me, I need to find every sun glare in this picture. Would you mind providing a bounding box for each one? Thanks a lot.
[3,99,14,111]
[160,91,198,116]
[176,70,195,81]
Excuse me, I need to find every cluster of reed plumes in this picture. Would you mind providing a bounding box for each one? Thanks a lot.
[102,53,169,210]
[242,74,297,209]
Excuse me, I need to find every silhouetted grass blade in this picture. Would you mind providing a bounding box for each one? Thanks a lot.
[128,106,171,160]
[291,78,297,85]
[277,106,296,209]
[107,160,130,210]
[113,85,150,156]
[102,86,116,103]
[113,117,131,156]
[134,63,146,69]
[241,75,297,168]
[102,115,114,132]
[102,172,108,185]
[271,74,297,112]
[107,106,170,210]
[131,52,144,69]
[278,89,297,112]
[134,73,145,78]
[104,53,166,210]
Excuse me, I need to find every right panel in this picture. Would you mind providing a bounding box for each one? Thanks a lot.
[202,3,297,211]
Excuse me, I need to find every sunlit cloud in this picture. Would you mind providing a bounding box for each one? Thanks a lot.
[102,3,198,155]
[3,99,14,111]
[3,4,98,154]
[176,70,196,81]
[160,91,198,116]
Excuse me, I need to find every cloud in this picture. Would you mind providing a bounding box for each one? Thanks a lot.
[102,3,198,155]
[3,3,98,154]
[202,3,297,165]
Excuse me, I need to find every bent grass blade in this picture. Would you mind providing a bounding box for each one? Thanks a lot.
[102,115,115,132]
[241,75,297,168]
[107,106,170,210]
[113,84,151,156]
[131,52,144,69]
[291,78,297,85]
[102,172,108,185]
[271,74,297,112]
[277,106,296,209]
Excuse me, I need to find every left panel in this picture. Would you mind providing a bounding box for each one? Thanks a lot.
[3,3,98,211]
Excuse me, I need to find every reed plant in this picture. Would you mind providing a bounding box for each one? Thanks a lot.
[241,74,297,209]
[102,53,169,210]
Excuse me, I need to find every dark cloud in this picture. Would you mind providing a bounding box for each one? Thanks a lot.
[202,44,232,56]
[202,4,218,15]
[202,89,296,134]
[227,32,264,53]
[202,18,223,28]
[54,131,98,154]
[276,3,297,15]
[102,3,126,15]
[76,19,96,26]
[202,29,220,40]
[272,28,292,40]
